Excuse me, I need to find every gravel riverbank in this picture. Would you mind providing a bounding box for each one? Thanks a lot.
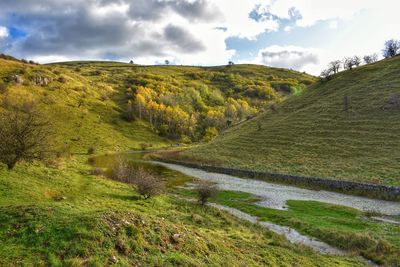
[152,161,400,216]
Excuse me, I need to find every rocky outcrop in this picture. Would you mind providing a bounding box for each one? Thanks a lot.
[12,75,24,84]
[32,75,52,86]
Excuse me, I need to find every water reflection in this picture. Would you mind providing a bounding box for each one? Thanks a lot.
[89,152,192,187]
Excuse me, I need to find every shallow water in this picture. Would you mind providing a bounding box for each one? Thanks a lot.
[210,203,345,255]
[89,153,192,187]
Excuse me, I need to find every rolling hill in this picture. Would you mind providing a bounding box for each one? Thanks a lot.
[177,56,400,186]
[1,57,364,266]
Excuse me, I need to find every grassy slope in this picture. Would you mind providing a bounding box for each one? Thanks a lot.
[0,59,361,265]
[175,188,400,265]
[212,191,400,266]
[0,58,169,153]
[181,56,400,185]
[0,157,363,266]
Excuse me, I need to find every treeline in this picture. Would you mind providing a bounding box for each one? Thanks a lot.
[321,39,400,79]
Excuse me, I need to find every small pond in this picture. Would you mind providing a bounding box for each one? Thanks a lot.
[89,152,192,188]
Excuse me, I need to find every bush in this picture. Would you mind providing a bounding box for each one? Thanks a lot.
[0,101,54,169]
[87,146,96,155]
[203,127,218,142]
[131,167,165,199]
[57,76,67,83]
[111,156,131,181]
[91,167,103,176]
[196,181,218,206]
[140,143,150,151]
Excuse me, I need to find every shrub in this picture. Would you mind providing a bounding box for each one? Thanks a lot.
[203,127,218,142]
[111,156,131,181]
[87,146,96,155]
[57,76,67,83]
[131,167,165,199]
[0,101,54,169]
[196,181,218,206]
[91,167,103,176]
[140,143,150,151]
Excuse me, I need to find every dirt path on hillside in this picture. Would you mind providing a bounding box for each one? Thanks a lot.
[152,161,400,216]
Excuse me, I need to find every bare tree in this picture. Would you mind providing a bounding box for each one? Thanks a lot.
[0,101,53,169]
[320,68,333,80]
[353,56,362,67]
[328,60,341,74]
[343,57,356,70]
[383,39,400,58]
[131,167,164,199]
[363,53,378,64]
[196,181,218,205]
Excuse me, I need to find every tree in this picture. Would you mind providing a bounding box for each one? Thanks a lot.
[320,68,333,80]
[383,39,400,58]
[165,60,170,65]
[353,56,362,67]
[328,60,341,74]
[343,57,356,70]
[196,181,218,206]
[228,61,234,66]
[363,53,378,64]
[132,167,164,199]
[129,60,134,64]
[0,102,53,170]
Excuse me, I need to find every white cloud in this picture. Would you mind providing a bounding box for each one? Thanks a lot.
[0,26,8,38]
[255,45,321,73]
[0,0,399,72]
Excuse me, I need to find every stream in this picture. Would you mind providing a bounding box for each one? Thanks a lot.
[152,161,400,216]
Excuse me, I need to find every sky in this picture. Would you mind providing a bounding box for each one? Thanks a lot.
[0,0,399,75]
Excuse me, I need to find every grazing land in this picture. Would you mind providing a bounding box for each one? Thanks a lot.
[179,56,400,186]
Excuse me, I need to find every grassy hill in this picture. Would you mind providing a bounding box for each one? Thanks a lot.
[177,56,400,186]
[0,58,170,154]
[0,58,365,265]
[51,61,315,142]
[0,155,364,266]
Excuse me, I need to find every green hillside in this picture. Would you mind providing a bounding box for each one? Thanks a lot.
[51,61,315,142]
[178,56,400,186]
[0,58,169,154]
[0,58,364,265]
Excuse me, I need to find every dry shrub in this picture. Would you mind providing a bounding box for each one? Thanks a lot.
[132,167,165,199]
[196,181,218,206]
[0,100,54,169]
[91,167,104,176]
[110,157,164,199]
[110,156,131,181]
[87,146,96,155]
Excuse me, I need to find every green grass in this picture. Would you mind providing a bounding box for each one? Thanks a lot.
[181,56,400,186]
[0,58,170,154]
[183,189,400,266]
[0,156,364,266]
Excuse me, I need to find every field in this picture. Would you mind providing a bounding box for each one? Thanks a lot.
[0,155,365,266]
[180,56,400,186]
[0,58,364,266]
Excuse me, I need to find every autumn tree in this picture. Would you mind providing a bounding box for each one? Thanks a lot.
[0,102,53,170]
